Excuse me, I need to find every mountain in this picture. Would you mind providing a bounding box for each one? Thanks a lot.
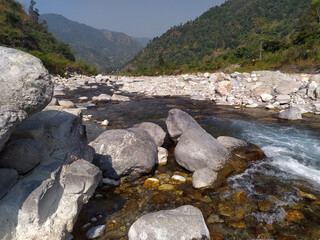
[124,0,319,75]
[0,0,98,75]
[133,37,152,47]
[41,13,144,73]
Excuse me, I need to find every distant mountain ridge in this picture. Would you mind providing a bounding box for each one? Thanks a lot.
[41,13,144,72]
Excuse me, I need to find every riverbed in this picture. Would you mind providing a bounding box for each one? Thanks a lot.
[64,86,320,240]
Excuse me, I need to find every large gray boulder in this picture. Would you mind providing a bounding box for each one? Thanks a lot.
[132,122,166,147]
[275,81,301,95]
[90,128,158,180]
[174,128,231,172]
[0,168,18,199]
[0,108,101,240]
[0,47,53,151]
[165,109,204,139]
[0,139,47,175]
[128,205,210,240]
[278,107,302,120]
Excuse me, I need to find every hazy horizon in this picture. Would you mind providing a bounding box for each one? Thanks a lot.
[17,0,225,38]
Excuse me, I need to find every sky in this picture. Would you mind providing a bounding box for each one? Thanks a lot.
[18,0,225,38]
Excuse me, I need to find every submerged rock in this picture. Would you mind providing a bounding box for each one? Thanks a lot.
[128,205,210,240]
[0,47,53,151]
[90,128,157,180]
[217,136,265,161]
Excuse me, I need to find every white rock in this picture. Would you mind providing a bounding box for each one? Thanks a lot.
[157,147,168,166]
[82,223,91,229]
[261,93,273,102]
[101,120,109,126]
[91,217,97,222]
[86,225,106,239]
[171,175,186,183]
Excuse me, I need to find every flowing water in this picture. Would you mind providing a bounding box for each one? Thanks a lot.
[64,85,320,239]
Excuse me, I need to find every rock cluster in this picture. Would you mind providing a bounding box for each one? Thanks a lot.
[0,48,101,240]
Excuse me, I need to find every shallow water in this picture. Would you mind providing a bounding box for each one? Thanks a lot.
[65,88,320,239]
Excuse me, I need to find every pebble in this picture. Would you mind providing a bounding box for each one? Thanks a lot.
[86,225,106,239]
[170,175,186,183]
[101,120,109,126]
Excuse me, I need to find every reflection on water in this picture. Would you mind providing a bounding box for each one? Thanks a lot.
[69,92,320,240]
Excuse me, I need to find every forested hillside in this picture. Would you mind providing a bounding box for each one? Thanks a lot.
[0,0,97,75]
[41,13,144,73]
[124,0,320,75]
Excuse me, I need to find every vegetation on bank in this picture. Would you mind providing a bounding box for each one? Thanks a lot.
[0,0,97,76]
[123,0,320,75]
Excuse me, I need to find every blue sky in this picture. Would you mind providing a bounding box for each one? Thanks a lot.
[18,0,224,38]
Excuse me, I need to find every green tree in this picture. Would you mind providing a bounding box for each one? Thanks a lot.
[28,0,39,23]
[312,0,320,23]
[250,17,274,61]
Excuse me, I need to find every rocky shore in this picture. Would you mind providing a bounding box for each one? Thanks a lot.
[51,70,320,120]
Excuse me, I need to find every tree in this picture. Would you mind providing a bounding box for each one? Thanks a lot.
[312,0,320,23]
[28,0,39,23]
[250,17,274,61]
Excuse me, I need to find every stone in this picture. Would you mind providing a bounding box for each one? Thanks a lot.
[0,47,53,151]
[58,100,76,108]
[0,168,18,199]
[165,109,204,139]
[63,159,102,195]
[307,82,318,99]
[275,95,291,104]
[275,81,301,95]
[13,107,94,164]
[170,175,186,183]
[0,139,47,175]
[217,136,265,161]
[101,120,109,126]
[217,81,233,96]
[86,225,106,239]
[207,214,224,224]
[128,205,210,240]
[279,107,302,120]
[132,122,166,147]
[298,191,317,201]
[252,85,272,96]
[90,128,157,180]
[157,147,168,166]
[284,210,304,223]
[261,93,273,102]
[192,168,218,189]
[102,178,120,186]
[143,178,160,188]
[310,74,320,84]
[92,94,111,102]
[175,128,231,172]
[316,87,320,98]
[158,184,175,191]
[111,94,130,102]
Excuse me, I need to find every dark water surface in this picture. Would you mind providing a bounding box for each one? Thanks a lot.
[65,86,320,240]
